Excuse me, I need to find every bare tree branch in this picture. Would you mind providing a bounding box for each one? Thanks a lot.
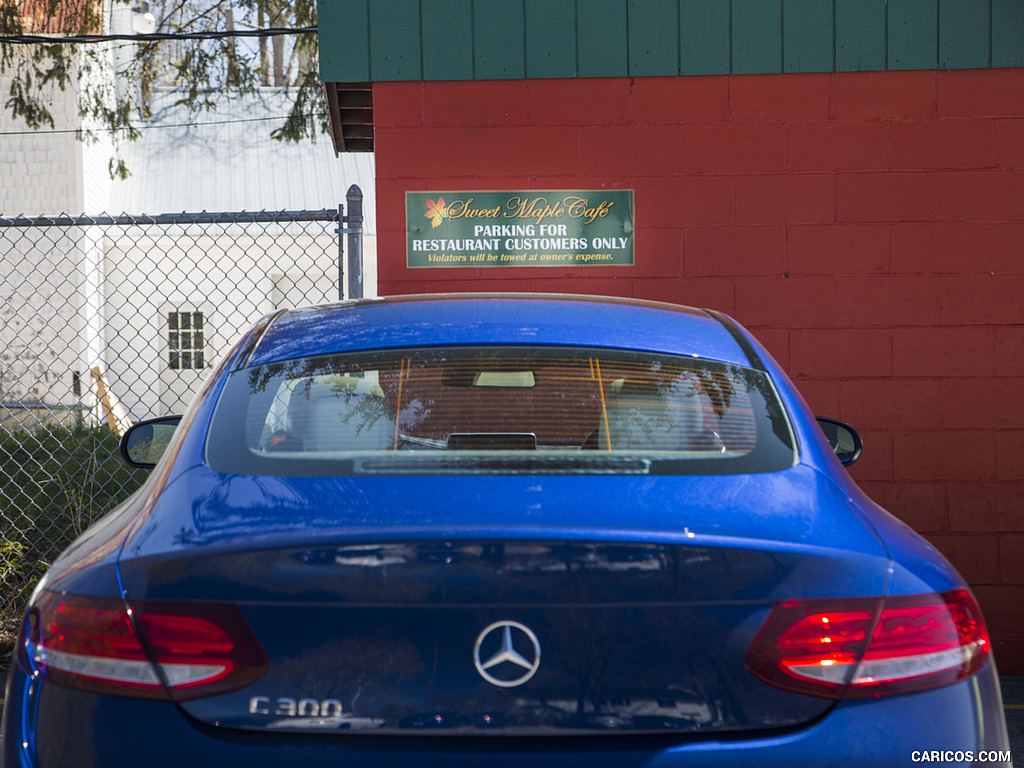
[1,0,324,178]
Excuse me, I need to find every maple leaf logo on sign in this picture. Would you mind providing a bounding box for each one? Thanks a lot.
[423,197,449,228]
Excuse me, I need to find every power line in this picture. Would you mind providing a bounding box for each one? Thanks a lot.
[0,111,327,137]
[0,26,316,44]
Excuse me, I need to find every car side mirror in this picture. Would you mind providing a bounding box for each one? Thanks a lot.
[815,417,863,467]
[119,416,182,468]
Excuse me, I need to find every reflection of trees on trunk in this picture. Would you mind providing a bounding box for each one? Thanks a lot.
[537,603,768,726]
[645,606,738,727]
[543,608,629,714]
[286,633,426,715]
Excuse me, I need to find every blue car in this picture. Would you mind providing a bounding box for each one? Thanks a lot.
[2,294,1011,767]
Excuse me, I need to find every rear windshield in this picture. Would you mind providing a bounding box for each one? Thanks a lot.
[206,346,795,475]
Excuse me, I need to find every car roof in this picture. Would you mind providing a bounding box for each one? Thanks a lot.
[240,293,757,369]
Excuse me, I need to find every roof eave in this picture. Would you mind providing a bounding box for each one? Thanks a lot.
[323,81,374,153]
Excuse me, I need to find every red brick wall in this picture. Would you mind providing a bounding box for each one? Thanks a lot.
[373,68,1024,671]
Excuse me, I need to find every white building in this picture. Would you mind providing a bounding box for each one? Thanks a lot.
[1,37,117,427]
[104,88,376,417]
[2,63,375,424]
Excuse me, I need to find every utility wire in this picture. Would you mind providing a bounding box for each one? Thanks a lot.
[0,111,327,137]
[0,26,316,44]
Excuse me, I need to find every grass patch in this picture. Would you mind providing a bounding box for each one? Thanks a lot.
[0,425,149,646]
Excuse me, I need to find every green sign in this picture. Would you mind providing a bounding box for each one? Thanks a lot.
[406,190,634,268]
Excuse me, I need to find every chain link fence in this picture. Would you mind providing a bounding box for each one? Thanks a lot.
[0,203,364,655]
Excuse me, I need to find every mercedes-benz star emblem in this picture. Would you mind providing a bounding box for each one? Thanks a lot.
[473,620,542,688]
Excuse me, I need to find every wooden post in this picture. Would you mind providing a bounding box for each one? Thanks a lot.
[90,366,133,436]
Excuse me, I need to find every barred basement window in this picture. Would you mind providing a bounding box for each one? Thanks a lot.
[168,311,205,370]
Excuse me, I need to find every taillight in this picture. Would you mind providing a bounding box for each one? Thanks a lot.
[20,590,267,701]
[745,589,989,698]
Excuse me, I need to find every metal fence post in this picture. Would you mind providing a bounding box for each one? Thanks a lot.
[346,185,364,300]
[336,202,345,301]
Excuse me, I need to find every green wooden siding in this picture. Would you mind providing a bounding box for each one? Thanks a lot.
[422,0,474,80]
[318,0,1024,82]
[628,0,681,77]
[784,0,835,73]
[732,0,783,74]
[680,0,730,75]
[474,0,525,79]
[939,0,990,68]
[835,0,887,71]
[889,0,939,70]
[318,0,370,81]
[525,0,577,77]
[368,0,422,80]
[993,0,1024,66]
[578,0,629,77]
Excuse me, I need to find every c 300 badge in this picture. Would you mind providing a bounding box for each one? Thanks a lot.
[473,620,541,688]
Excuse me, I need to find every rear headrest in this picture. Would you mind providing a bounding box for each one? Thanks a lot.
[599,377,703,450]
[298,376,395,451]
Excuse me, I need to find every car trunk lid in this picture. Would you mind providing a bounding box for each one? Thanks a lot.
[117,468,892,735]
